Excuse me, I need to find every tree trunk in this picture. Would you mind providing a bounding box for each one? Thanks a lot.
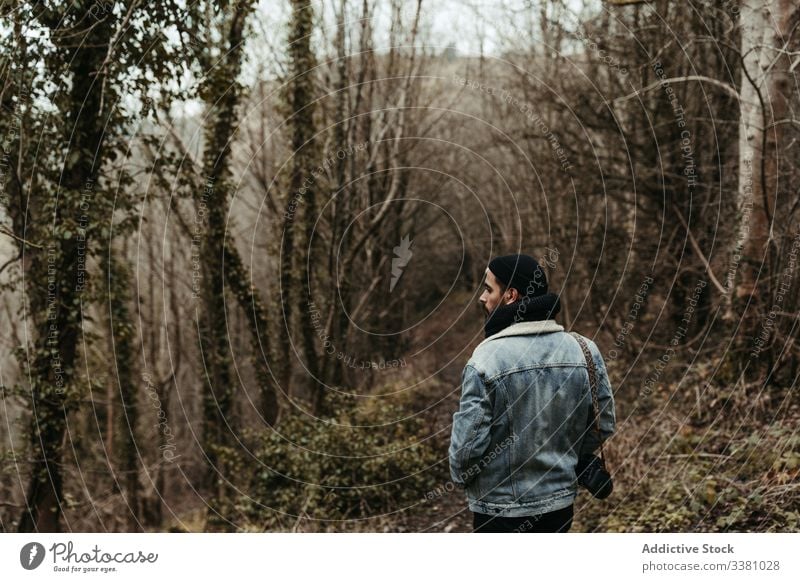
[106,245,141,531]
[728,0,796,373]
[282,0,322,412]
[195,0,256,531]
[18,7,117,533]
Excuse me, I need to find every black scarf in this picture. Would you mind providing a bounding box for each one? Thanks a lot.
[484,293,561,338]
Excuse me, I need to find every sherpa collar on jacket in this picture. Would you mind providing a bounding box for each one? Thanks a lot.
[477,319,564,349]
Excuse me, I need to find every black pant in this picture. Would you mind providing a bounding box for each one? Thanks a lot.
[473,504,573,533]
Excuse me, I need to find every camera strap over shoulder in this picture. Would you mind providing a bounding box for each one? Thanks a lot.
[569,332,608,468]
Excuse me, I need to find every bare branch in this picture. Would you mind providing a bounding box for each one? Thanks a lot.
[673,205,727,296]
[615,75,740,104]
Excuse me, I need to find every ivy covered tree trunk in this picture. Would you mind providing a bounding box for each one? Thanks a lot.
[221,240,279,425]
[194,0,261,530]
[17,5,118,533]
[105,246,141,531]
[281,0,322,413]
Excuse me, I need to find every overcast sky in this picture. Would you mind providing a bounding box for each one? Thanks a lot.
[252,0,600,60]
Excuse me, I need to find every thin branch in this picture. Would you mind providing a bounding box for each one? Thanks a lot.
[672,205,727,295]
[614,75,740,104]
[0,226,42,249]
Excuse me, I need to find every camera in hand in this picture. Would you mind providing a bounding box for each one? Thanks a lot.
[576,454,613,499]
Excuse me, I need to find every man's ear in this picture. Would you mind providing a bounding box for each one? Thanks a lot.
[504,287,520,304]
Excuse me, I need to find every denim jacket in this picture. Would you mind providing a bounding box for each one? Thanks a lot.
[448,320,616,517]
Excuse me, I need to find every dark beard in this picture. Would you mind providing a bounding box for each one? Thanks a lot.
[483,293,561,338]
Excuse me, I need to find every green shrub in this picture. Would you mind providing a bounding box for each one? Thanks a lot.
[242,394,443,530]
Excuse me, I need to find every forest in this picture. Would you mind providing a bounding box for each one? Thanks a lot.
[0,0,798,532]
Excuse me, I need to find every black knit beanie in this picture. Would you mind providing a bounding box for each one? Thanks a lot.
[488,254,548,298]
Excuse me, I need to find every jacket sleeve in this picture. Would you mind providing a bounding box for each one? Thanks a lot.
[578,340,616,458]
[448,363,494,488]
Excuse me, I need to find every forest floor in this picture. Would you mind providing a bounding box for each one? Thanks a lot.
[163,294,799,533]
[385,294,800,533]
[395,379,800,533]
